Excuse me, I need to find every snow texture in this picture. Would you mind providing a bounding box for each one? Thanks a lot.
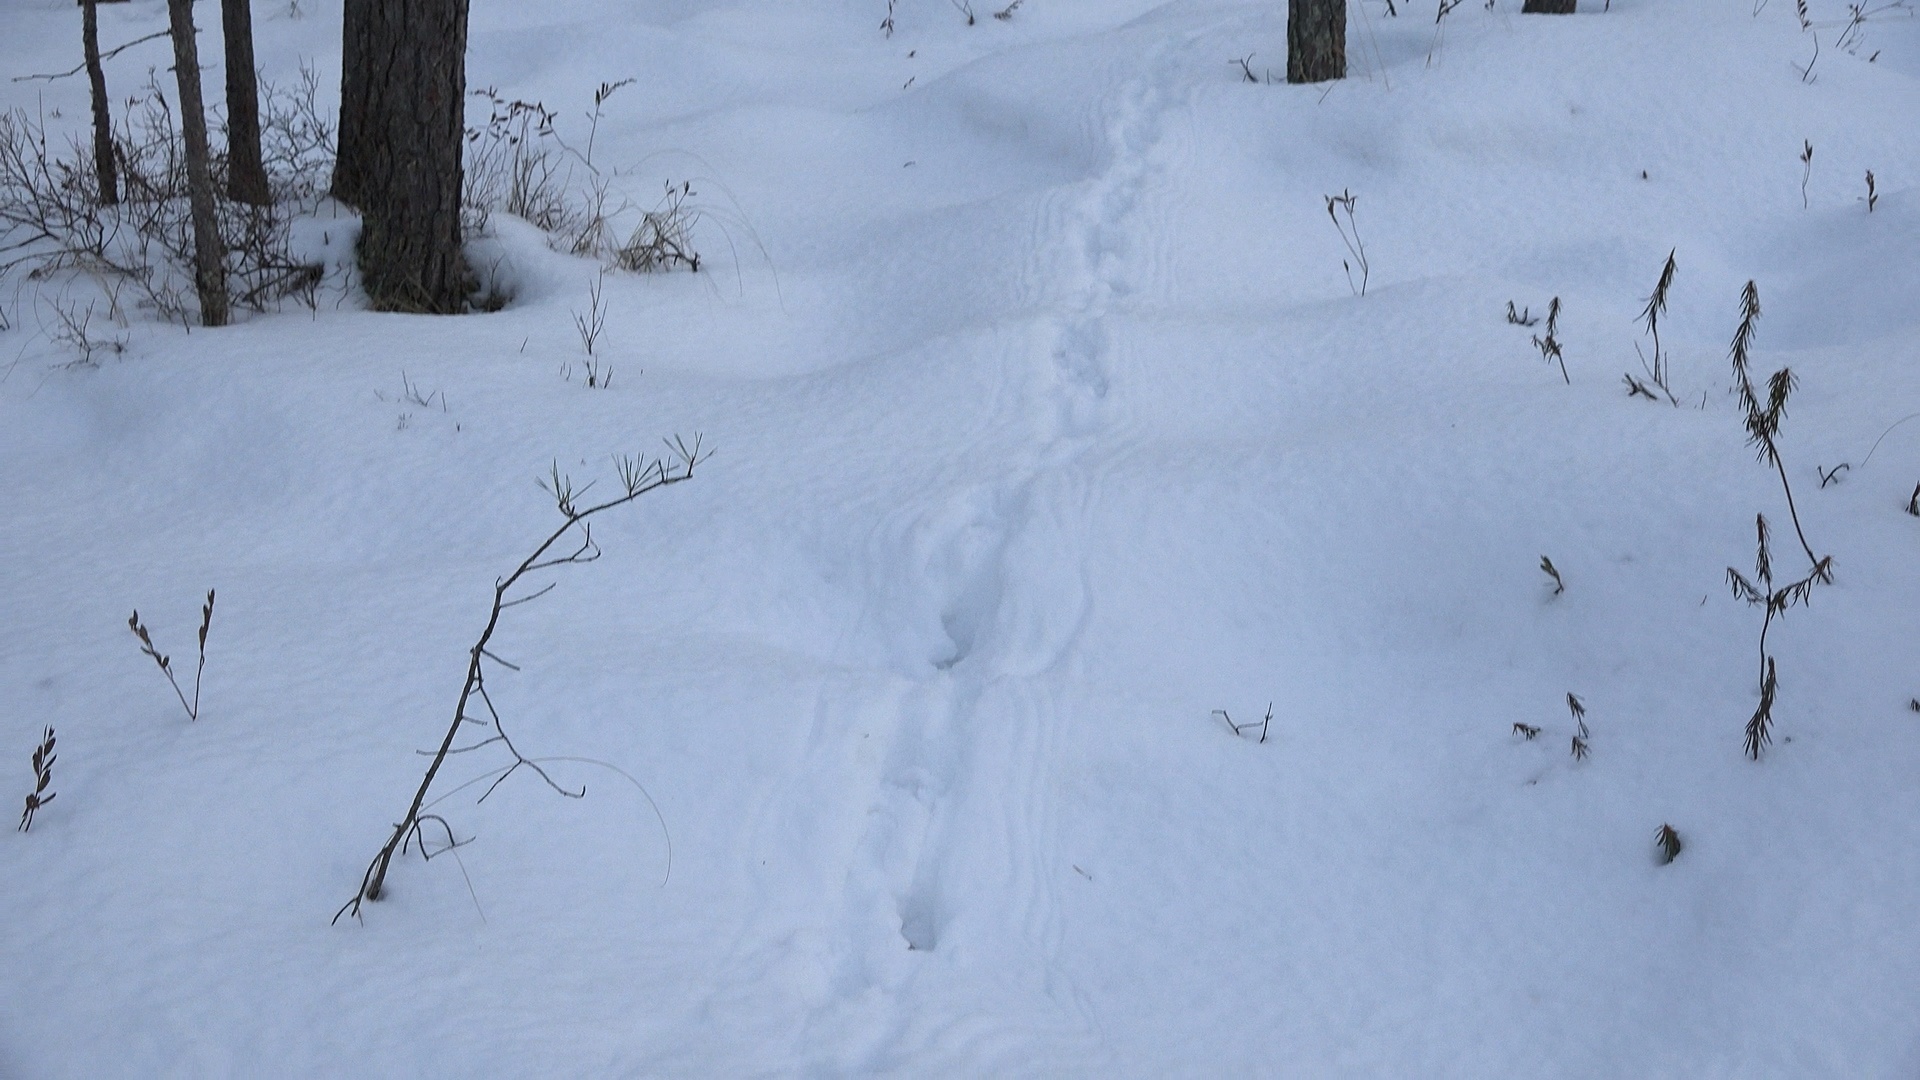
[4,0,1920,1075]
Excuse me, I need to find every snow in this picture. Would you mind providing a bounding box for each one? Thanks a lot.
[4,0,1920,1074]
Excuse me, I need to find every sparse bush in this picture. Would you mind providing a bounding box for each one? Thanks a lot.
[572,270,608,355]
[461,86,726,283]
[1324,189,1368,297]
[0,69,332,329]
[38,286,127,366]
[1567,693,1589,761]
[1626,249,1678,404]
[128,590,215,722]
[1532,297,1566,384]
[1540,555,1565,595]
[17,726,55,833]
[462,90,572,238]
[615,182,704,274]
[1655,823,1683,864]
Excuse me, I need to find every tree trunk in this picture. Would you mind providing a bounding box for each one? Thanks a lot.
[1288,0,1346,85]
[1522,0,1576,11]
[221,0,270,205]
[331,0,370,207]
[81,0,117,205]
[344,0,470,312]
[165,0,229,327]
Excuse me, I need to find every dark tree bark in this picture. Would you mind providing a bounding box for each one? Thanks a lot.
[330,0,370,207]
[1522,0,1576,11]
[81,0,118,205]
[221,0,270,206]
[1288,0,1346,85]
[341,0,470,312]
[165,0,229,326]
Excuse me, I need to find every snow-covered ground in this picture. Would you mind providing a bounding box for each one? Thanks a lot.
[5,0,1920,1074]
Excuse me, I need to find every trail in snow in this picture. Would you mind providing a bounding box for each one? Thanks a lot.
[791,23,1212,1072]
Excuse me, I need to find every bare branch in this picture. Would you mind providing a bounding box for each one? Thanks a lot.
[336,442,705,923]
[497,581,558,609]
[12,30,171,83]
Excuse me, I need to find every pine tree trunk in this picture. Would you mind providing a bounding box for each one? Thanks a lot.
[81,0,118,206]
[1522,0,1576,11]
[331,0,370,207]
[221,0,270,206]
[165,0,229,327]
[345,0,470,313]
[1288,0,1346,85]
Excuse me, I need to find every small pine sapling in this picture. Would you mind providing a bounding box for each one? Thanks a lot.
[1540,555,1565,595]
[1730,282,1828,579]
[1655,823,1683,865]
[18,727,55,832]
[336,439,705,924]
[1628,250,1679,404]
[1722,280,1834,760]
[1533,298,1567,384]
[1568,693,1589,761]
[128,590,215,721]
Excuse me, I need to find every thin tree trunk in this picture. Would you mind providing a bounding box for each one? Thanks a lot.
[1288,0,1346,85]
[221,0,270,206]
[331,0,371,207]
[1522,0,1576,11]
[165,0,229,327]
[81,0,118,205]
[349,0,470,312]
